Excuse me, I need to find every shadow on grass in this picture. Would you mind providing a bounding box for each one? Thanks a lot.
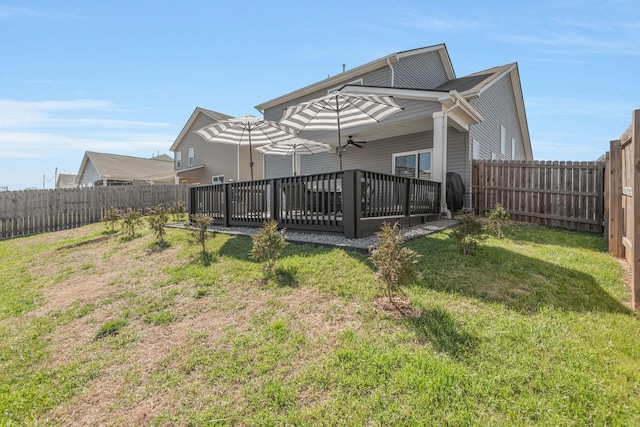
[412,235,632,315]
[273,266,299,288]
[196,251,216,267]
[404,307,479,360]
[514,225,605,247]
[218,235,253,261]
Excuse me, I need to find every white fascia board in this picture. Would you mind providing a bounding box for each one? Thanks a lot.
[340,85,448,102]
[254,56,398,112]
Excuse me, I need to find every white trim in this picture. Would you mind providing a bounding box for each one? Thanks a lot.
[500,126,506,155]
[392,148,432,180]
[328,78,363,94]
[511,137,516,159]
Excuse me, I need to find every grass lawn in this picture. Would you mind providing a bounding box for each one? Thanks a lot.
[0,221,638,425]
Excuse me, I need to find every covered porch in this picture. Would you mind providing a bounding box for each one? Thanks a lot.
[188,169,441,238]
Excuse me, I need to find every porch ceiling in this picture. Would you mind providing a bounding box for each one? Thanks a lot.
[297,114,435,147]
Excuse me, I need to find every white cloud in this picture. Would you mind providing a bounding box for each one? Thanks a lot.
[0,99,169,129]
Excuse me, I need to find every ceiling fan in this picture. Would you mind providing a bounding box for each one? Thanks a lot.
[346,135,367,148]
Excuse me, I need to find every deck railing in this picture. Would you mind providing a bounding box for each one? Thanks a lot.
[189,170,441,238]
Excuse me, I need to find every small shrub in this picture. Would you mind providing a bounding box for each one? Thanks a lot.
[103,207,121,233]
[121,208,142,239]
[188,213,213,254]
[450,212,486,255]
[250,220,288,276]
[487,203,511,238]
[95,319,127,340]
[147,204,170,245]
[369,221,419,305]
[170,200,187,222]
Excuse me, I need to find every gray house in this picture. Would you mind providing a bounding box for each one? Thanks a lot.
[255,43,532,212]
[170,107,267,185]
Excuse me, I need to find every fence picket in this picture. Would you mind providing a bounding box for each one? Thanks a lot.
[0,185,188,240]
[472,160,605,233]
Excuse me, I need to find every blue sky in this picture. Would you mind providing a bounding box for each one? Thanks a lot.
[1,0,638,190]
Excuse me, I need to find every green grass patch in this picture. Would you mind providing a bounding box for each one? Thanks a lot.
[0,222,639,424]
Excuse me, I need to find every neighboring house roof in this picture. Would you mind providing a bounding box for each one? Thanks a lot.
[76,151,174,184]
[170,107,233,151]
[254,44,454,112]
[56,173,77,189]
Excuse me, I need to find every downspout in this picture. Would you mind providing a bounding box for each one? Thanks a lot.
[387,56,396,87]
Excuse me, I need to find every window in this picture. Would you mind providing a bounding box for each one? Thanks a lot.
[392,150,432,179]
[500,126,506,155]
[176,151,181,168]
[211,175,225,185]
[511,137,516,159]
[472,140,480,160]
[188,147,195,166]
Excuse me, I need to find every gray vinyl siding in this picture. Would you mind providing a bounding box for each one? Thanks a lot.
[263,68,394,121]
[394,50,450,89]
[445,128,471,206]
[468,73,525,162]
[78,160,101,186]
[174,113,242,184]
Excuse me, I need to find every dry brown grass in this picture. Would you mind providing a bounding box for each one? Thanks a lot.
[19,225,368,425]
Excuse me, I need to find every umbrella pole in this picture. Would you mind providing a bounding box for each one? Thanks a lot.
[336,103,343,171]
[248,132,254,181]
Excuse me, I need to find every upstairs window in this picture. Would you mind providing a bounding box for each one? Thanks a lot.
[188,147,195,166]
[472,140,480,160]
[176,151,182,168]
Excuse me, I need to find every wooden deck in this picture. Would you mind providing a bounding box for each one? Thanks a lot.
[188,170,441,238]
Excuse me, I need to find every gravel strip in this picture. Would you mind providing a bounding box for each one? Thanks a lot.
[171,219,456,252]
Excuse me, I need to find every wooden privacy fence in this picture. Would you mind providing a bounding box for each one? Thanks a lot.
[607,109,640,309]
[472,160,605,233]
[0,184,188,240]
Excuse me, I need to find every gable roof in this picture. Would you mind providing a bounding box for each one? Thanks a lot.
[56,173,77,189]
[170,107,233,151]
[76,151,174,183]
[254,44,454,112]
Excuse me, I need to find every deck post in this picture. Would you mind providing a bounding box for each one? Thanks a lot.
[187,186,195,222]
[342,170,360,238]
[223,183,231,227]
[270,179,278,222]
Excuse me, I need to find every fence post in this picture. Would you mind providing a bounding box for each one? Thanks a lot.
[632,109,640,310]
[608,140,623,257]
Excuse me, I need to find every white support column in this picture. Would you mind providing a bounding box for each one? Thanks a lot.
[432,111,450,217]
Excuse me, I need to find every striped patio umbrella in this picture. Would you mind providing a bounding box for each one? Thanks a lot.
[279,91,404,171]
[194,115,297,180]
[255,138,332,176]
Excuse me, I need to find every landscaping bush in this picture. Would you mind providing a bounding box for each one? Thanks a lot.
[121,208,143,239]
[147,204,170,245]
[102,207,121,233]
[250,220,288,277]
[188,213,213,254]
[170,200,187,222]
[450,212,486,255]
[487,203,511,238]
[369,221,419,305]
